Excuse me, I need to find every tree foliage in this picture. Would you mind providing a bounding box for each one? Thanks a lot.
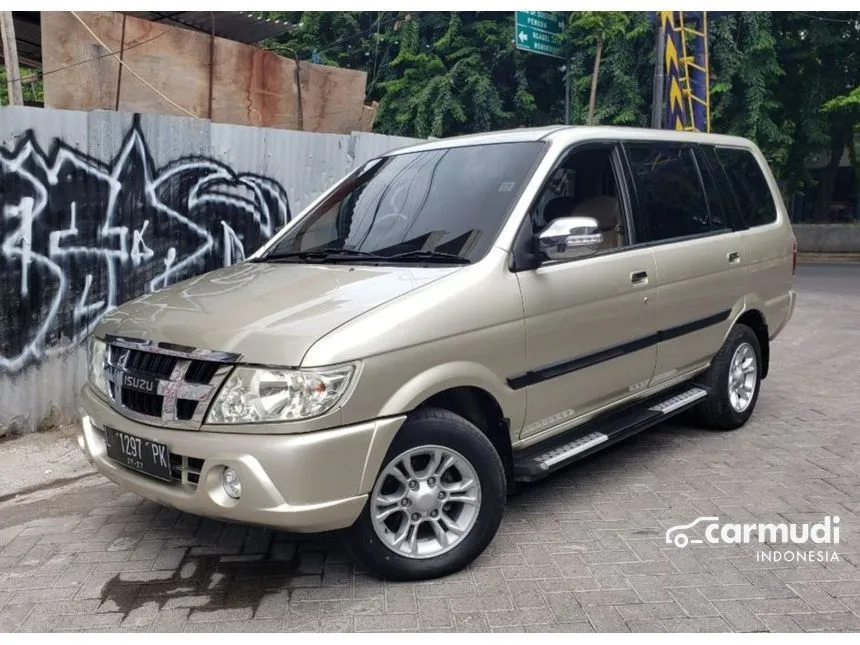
[0,65,43,106]
[261,11,859,219]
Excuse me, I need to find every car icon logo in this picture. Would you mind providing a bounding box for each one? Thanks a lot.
[665,516,719,548]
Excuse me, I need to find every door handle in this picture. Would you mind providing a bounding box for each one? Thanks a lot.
[727,251,741,264]
[630,270,648,286]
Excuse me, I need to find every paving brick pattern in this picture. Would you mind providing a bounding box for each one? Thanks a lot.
[1,267,859,632]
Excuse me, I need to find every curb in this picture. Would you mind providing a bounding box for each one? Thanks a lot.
[797,253,860,264]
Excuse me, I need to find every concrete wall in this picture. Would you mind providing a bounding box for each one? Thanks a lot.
[0,106,420,434]
[793,224,860,254]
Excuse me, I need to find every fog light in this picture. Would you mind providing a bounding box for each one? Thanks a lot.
[221,467,242,499]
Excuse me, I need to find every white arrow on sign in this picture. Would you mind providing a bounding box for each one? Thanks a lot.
[518,30,528,43]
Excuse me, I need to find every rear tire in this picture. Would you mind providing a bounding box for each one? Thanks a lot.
[691,323,763,431]
[345,407,506,581]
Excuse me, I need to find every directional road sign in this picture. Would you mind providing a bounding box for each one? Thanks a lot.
[515,11,565,59]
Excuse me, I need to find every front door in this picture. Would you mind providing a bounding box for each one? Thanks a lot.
[512,145,660,441]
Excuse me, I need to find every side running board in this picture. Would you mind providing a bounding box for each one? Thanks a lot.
[513,386,707,482]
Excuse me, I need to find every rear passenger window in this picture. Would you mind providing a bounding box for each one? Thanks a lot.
[695,146,739,231]
[714,147,777,227]
[625,145,712,242]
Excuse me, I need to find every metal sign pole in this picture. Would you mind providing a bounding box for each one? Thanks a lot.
[514,11,567,124]
[564,51,571,125]
[651,13,666,129]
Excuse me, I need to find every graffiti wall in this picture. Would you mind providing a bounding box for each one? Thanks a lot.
[0,106,419,432]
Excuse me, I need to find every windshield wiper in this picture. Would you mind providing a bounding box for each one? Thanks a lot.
[256,247,470,265]
[387,250,471,264]
[256,248,386,263]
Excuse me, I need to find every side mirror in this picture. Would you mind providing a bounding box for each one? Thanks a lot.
[536,216,603,262]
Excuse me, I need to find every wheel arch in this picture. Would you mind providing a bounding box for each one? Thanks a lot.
[415,386,514,487]
[733,308,770,379]
[374,363,522,489]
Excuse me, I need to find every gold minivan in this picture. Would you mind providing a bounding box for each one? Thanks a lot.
[78,126,796,580]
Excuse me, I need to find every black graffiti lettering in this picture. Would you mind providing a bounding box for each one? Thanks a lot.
[1,114,291,374]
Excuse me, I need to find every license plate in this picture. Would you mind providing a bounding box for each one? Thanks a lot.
[104,427,172,482]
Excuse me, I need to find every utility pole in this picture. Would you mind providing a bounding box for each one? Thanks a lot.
[0,11,23,106]
[564,12,570,126]
[650,13,665,130]
[564,56,570,125]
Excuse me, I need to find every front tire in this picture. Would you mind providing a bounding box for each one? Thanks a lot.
[345,407,506,581]
[692,323,763,430]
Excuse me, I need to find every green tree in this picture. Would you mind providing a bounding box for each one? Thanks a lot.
[0,65,43,106]
[568,12,642,125]
[771,12,860,220]
[708,13,794,173]
[259,11,860,221]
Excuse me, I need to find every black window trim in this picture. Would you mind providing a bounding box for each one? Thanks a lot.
[508,140,639,273]
[619,141,736,249]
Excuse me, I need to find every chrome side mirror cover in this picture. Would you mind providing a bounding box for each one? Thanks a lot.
[536,216,603,262]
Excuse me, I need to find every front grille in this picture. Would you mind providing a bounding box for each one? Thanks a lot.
[176,399,198,421]
[184,361,220,385]
[121,388,164,417]
[103,336,237,428]
[126,350,178,378]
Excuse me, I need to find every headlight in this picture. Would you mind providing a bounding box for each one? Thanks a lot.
[88,337,109,397]
[206,364,355,424]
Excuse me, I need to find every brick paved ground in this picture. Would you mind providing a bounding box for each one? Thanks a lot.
[1,264,859,633]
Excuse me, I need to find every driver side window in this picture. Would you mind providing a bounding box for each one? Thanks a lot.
[531,146,628,254]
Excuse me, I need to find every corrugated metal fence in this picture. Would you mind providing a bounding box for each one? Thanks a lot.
[0,106,420,433]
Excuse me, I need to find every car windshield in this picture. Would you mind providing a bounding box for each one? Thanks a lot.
[260,141,546,264]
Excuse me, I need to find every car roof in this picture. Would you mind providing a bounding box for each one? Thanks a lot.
[386,125,755,156]
[385,126,567,155]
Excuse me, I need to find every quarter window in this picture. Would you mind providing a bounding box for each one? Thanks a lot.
[626,145,712,242]
[695,146,738,231]
[714,147,777,227]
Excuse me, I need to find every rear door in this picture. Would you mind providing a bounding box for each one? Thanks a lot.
[621,142,745,387]
[705,146,796,337]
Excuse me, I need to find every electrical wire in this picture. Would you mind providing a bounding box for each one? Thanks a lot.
[69,11,201,119]
[313,13,402,57]
[366,11,386,98]
[2,31,167,86]
[790,12,858,24]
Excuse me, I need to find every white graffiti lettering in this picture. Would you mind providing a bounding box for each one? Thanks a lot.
[0,114,291,373]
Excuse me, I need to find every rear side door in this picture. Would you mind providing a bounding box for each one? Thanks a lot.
[621,142,745,387]
[704,145,796,337]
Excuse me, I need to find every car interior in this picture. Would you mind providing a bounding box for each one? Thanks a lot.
[533,147,626,252]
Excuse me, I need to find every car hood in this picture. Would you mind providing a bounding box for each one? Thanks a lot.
[96,261,461,366]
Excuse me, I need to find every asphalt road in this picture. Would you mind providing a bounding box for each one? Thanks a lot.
[794,263,859,296]
[1,262,859,633]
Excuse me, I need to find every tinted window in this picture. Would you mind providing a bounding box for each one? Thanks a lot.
[714,147,777,227]
[693,147,730,231]
[626,145,711,242]
[263,142,545,263]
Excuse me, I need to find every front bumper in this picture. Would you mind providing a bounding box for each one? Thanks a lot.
[78,384,404,532]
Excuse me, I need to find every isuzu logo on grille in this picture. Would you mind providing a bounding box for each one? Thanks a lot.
[122,374,158,393]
